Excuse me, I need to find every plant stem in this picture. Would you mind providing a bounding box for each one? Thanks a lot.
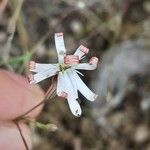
[14,121,30,150]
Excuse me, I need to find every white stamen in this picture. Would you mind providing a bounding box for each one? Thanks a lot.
[75,70,84,76]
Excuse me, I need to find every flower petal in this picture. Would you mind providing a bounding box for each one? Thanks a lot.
[61,71,81,116]
[72,71,98,101]
[67,96,82,117]
[57,70,78,99]
[71,63,97,70]
[55,32,66,63]
[67,69,78,97]
[57,72,66,97]
[29,62,58,73]
[63,71,78,100]
[74,45,89,60]
[71,57,98,70]
[30,68,58,84]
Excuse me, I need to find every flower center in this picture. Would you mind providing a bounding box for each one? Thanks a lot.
[59,64,70,72]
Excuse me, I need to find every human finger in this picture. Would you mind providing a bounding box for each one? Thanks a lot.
[0,69,45,120]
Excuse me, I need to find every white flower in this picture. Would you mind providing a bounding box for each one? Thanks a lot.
[29,33,99,117]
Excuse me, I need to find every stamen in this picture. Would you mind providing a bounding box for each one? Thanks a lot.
[80,55,86,60]
[76,70,84,76]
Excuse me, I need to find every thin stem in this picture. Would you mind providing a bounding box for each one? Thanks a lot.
[14,121,30,150]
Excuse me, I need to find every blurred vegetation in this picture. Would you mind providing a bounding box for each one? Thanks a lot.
[0,0,149,150]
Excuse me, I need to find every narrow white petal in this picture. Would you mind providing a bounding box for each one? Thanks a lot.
[30,63,58,73]
[57,72,65,96]
[67,96,82,117]
[57,71,78,99]
[74,45,89,60]
[73,71,98,101]
[67,69,78,97]
[71,63,97,70]
[55,33,66,63]
[61,71,81,116]
[31,68,58,84]
[63,71,78,100]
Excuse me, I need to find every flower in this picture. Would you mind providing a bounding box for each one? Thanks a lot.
[29,32,98,117]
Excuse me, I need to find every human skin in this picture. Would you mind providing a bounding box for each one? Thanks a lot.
[0,69,45,150]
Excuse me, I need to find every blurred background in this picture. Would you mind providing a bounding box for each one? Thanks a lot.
[0,0,150,149]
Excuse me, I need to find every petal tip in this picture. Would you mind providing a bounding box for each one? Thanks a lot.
[80,45,89,54]
[59,91,68,99]
[55,32,63,37]
[30,80,36,84]
[89,57,99,66]
[93,94,98,101]
[75,109,82,117]
[28,74,36,84]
